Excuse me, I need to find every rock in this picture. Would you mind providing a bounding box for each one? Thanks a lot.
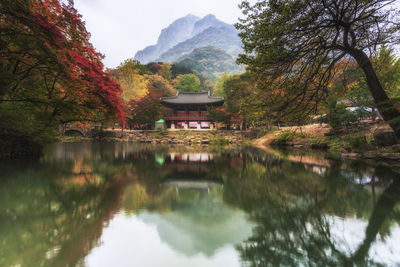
[373,128,397,147]
[293,145,305,148]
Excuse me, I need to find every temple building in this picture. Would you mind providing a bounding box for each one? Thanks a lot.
[161,91,224,130]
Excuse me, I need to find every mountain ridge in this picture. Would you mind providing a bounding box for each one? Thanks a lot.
[175,46,244,80]
[134,14,242,64]
[134,14,200,63]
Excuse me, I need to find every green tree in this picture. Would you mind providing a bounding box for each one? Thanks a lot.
[348,46,400,107]
[223,72,257,128]
[237,0,400,137]
[213,73,230,97]
[374,46,400,97]
[173,74,202,92]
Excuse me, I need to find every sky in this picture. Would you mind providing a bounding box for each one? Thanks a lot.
[74,0,249,68]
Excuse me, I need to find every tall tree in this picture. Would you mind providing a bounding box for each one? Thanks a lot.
[158,63,173,81]
[224,72,257,128]
[109,59,149,103]
[0,0,124,148]
[213,72,230,97]
[237,0,400,137]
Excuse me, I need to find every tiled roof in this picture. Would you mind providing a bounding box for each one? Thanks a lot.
[161,91,224,105]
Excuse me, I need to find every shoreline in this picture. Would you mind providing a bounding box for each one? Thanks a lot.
[252,130,400,170]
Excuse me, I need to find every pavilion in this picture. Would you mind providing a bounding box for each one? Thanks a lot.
[161,91,224,130]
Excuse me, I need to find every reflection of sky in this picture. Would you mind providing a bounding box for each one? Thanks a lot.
[328,216,400,265]
[85,213,242,267]
[138,210,252,257]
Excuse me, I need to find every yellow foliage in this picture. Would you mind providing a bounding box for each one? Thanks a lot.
[118,69,149,103]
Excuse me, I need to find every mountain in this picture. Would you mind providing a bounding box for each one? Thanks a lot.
[134,14,242,64]
[191,14,227,37]
[175,46,244,79]
[157,24,242,63]
[134,14,200,63]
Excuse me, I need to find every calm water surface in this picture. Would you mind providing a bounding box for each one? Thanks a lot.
[0,142,399,266]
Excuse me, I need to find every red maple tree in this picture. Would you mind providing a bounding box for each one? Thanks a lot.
[0,0,125,126]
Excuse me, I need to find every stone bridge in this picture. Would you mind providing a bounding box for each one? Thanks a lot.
[63,127,87,137]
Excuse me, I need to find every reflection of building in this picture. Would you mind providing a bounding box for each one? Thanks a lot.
[161,91,224,130]
[160,152,223,190]
[170,152,213,163]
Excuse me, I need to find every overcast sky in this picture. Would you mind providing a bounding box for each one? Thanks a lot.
[74,0,249,68]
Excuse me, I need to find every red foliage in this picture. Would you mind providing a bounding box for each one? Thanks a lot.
[1,0,125,123]
[126,85,164,124]
[147,63,162,74]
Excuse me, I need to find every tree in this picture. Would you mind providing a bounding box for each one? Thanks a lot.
[213,73,230,97]
[207,107,233,127]
[127,85,165,126]
[237,0,400,137]
[223,72,256,128]
[145,74,176,97]
[0,0,124,151]
[344,46,400,110]
[202,79,215,93]
[173,74,202,92]
[109,59,149,103]
[374,46,400,98]
[158,63,173,81]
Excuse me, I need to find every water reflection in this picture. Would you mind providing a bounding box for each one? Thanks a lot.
[0,143,399,266]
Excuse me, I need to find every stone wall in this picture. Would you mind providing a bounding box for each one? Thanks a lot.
[97,130,247,145]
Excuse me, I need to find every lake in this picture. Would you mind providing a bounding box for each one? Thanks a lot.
[0,142,399,266]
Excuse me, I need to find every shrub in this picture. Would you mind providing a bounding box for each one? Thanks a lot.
[152,128,168,137]
[344,133,367,149]
[326,102,359,129]
[329,138,343,153]
[309,135,328,148]
[276,131,306,142]
[210,137,229,145]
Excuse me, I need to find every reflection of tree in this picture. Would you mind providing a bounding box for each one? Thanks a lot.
[0,157,127,267]
[352,177,400,264]
[225,157,400,266]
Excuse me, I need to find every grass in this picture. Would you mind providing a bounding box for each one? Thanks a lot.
[209,137,230,145]
[328,132,371,153]
[275,130,308,142]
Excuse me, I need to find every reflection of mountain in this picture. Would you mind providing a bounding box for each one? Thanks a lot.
[139,190,252,256]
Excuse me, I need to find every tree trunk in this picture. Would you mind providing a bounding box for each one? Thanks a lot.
[349,48,400,138]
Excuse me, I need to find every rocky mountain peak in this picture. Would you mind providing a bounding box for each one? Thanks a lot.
[134,15,200,63]
[134,14,241,64]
